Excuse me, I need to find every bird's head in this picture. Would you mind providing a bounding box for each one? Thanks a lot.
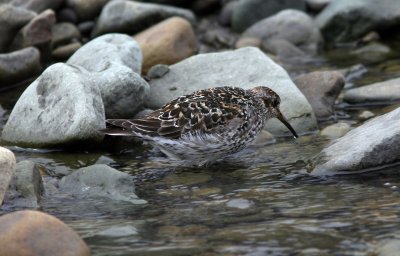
[251,86,298,139]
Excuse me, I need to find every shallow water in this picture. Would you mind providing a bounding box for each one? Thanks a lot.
[2,46,400,255]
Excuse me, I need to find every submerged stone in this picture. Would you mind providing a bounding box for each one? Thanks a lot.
[311,107,400,175]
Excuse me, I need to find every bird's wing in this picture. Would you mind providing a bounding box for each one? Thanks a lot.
[106,87,249,139]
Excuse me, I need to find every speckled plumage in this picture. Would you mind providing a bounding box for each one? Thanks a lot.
[104,86,297,166]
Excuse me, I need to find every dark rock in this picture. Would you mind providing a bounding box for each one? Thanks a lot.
[59,164,147,204]
[191,0,220,14]
[231,0,306,32]
[9,9,56,51]
[67,34,149,118]
[0,4,36,52]
[66,0,110,21]
[77,21,95,36]
[147,47,317,136]
[306,0,331,12]
[316,0,400,43]
[311,107,400,175]
[11,0,64,13]
[92,0,196,37]
[294,71,345,120]
[0,210,90,256]
[52,42,82,59]
[0,147,16,205]
[0,47,41,85]
[51,22,81,49]
[1,63,105,147]
[219,0,239,26]
[4,160,43,208]
[57,8,78,24]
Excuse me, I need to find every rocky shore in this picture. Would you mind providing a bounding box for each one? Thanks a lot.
[1,0,400,255]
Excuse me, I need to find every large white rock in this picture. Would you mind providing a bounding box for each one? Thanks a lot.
[1,63,105,147]
[68,34,149,118]
[147,47,318,136]
[311,107,400,175]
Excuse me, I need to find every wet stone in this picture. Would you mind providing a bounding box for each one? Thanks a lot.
[294,71,345,120]
[0,47,41,85]
[226,198,254,209]
[51,22,81,49]
[4,160,43,208]
[52,42,82,59]
[320,122,351,139]
[11,0,64,13]
[59,164,147,204]
[311,107,400,175]
[0,147,16,205]
[358,110,375,121]
[92,0,195,37]
[0,4,36,52]
[9,9,56,51]
[343,77,400,104]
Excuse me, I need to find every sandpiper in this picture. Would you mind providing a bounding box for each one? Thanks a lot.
[104,86,298,166]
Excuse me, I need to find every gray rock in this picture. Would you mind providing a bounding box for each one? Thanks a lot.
[10,0,64,13]
[306,0,331,12]
[57,8,78,23]
[343,78,400,104]
[316,0,400,43]
[261,39,307,59]
[375,239,400,256]
[1,63,105,147]
[77,21,95,36]
[320,122,351,139]
[147,64,170,79]
[242,9,322,55]
[147,47,318,136]
[231,0,306,32]
[59,164,146,204]
[9,9,56,51]
[294,71,345,119]
[351,42,391,62]
[0,4,36,52]
[66,0,110,21]
[92,0,196,37]
[68,34,149,118]
[51,22,81,49]
[5,160,43,208]
[52,42,82,59]
[311,107,400,175]
[0,47,41,85]
[0,147,16,205]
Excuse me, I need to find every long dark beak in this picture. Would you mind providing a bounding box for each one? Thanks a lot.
[275,108,298,139]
